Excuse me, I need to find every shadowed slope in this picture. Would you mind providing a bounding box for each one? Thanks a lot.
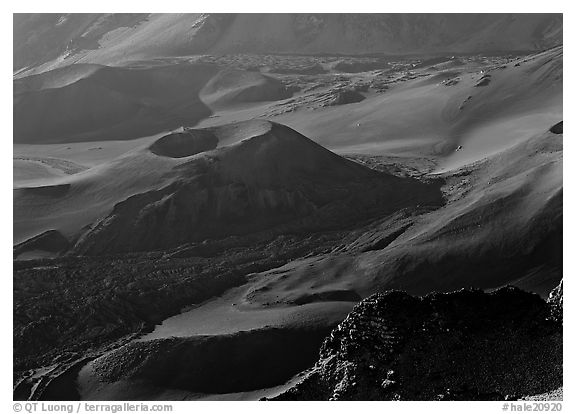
[200,69,292,108]
[13,230,69,259]
[14,63,217,144]
[14,62,296,144]
[71,120,443,255]
[80,326,332,398]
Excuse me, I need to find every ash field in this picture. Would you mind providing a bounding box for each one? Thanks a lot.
[13,13,563,401]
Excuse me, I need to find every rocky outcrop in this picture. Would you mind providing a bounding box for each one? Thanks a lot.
[326,90,365,106]
[475,74,492,87]
[547,280,563,324]
[274,284,563,400]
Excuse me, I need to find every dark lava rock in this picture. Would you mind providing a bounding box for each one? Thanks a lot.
[328,90,366,105]
[549,121,563,134]
[333,60,386,73]
[275,284,562,400]
[475,74,492,87]
[547,280,563,324]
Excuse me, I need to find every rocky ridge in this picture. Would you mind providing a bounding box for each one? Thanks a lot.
[274,282,563,400]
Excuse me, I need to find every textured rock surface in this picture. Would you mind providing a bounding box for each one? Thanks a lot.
[548,280,563,324]
[274,284,563,400]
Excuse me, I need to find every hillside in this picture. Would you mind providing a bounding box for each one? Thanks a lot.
[14,14,562,75]
[12,18,564,402]
[14,63,295,144]
[71,120,443,255]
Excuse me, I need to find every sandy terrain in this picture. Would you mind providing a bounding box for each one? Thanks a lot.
[13,35,563,401]
[15,118,442,253]
[77,278,356,400]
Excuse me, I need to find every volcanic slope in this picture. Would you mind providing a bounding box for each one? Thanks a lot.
[240,121,562,314]
[72,121,443,255]
[13,62,292,144]
[66,119,561,401]
[267,46,562,166]
[14,120,444,256]
[14,45,562,164]
[14,63,214,144]
[14,14,562,75]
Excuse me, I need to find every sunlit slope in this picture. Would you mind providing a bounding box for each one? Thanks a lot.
[243,124,562,308]
[14,14,561,74]
[270,47,562,169]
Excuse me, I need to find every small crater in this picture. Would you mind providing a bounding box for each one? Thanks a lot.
[150,130,218,158]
